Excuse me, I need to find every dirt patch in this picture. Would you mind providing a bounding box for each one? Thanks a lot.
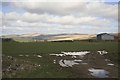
[2,55,40,78]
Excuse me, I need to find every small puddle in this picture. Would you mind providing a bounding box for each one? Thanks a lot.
[19,54,29,57]
[19,55,23,57]
[53,60,56,64]
[97,50,108,55]
[25,55,29,57]
[19,54,42,58]
[59,59,79,67]
[37,55,42,58]
[71,56,77,58]
[74,60,82,62]
[33,54,42,58]
[88,68,109,78]
[107,63,114,66]
[50,54,65,57]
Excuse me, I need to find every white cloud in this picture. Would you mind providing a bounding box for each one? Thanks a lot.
[11,1,118,20]
[1,0,118,35]
[3,12,113,27]
[85,2,118,20]
[4,12,20,20]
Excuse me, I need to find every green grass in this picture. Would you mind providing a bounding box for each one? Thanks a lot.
[3,41,120,63]
[3,41,119,61]
[3,41,119,54]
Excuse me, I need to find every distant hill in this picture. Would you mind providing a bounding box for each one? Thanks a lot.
[2,32,120,42]
[1,33,96,42]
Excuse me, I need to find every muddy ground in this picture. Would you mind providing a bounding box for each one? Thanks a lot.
[2,51,119,78]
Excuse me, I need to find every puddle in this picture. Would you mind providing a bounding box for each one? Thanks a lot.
[19,55,23,57]
[58,59,86,67]
[50,51,90,57]
[53,60,56,64]
[74,60,82,62]
[50,54,65,57]
[19,55,29,57]
[107,63,114,66]
[37,55,42,58]
[59,59,80,67]
[88,68,109,78]
[18,54,42,58]
[97,50,108,55]
[71,56,77,58]
[25,55,29,57]
[61,51,90,57]
[38,64,41,67]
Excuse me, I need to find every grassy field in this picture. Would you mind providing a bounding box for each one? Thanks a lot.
[2,41,119,78]
[3,41,119,60]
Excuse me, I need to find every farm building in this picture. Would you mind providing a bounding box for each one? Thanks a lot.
[97,33,115,40]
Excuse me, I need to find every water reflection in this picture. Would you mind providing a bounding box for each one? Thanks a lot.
[15,50,117,78]
[61,51,90,57]
[19,55,23,57]
[107,63,114,66]
[71,56,77,58]
[97,50,108,55]
[50,51,90,57]
[37,55,42,58]
[50,54,64,57]
[53,60,56,64]
[50,50,110,68]
[25,55,29,57]
[59,60,79,67]
[88,68,109,78]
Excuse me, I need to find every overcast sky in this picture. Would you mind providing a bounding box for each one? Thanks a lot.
[0,0,119,35]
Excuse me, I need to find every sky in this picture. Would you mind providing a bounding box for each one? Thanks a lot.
[0,0,119,35]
